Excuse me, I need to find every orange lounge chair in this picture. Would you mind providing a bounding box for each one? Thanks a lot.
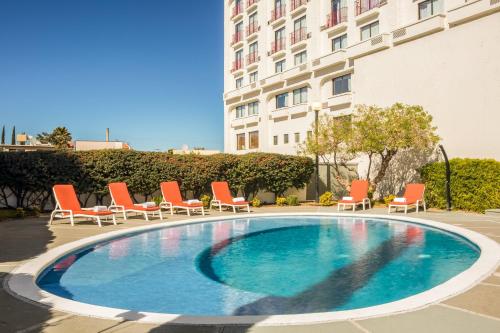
[108,182,163,221]
[49,184,116,227]
[337,180,371,211]
[210,181,250,213]
[388,183,426,214]
[160,181,205,216]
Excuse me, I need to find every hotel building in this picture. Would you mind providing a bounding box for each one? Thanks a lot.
[223,0,500,160]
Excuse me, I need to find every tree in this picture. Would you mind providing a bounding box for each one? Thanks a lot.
[354,103,439,192]
[11,126,15,145]
[36,132,51,144]
[299,115,356,189]
[1,126,5,144]
[47,127,72,149]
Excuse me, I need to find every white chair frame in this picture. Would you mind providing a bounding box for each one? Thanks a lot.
[108,191,163,221]
[388,200,426,214]
[159,200,205,216]
[337,198,371,212]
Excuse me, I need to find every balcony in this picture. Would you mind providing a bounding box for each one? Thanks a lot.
[246,0,259,13]
[268,38,286,58]
[327,92,353,108]
[322,7,348,34]
[290,0,308,16]
[246,52,260,68]
[231,114,260,128]
[290,27,310,48]
[271,107,290,120]
[312,49,347,71]
[231,59,244,74]
[269,4,286,26]
[347,33,391,59]
[231,2,244,21]
[392,14,446,46]
[288,103,309,117]
[448,0,500,26]
[246,22,260,39]
[231,31,244,47]
[355,0,381,23]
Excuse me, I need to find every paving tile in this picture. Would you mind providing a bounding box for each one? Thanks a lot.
[221,321,361,333]
[483,274,500,285]
[357,305,500,333]
[38,316,126,333]
[443,284,500,318]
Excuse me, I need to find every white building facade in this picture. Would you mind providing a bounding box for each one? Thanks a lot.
[223,0,500,160]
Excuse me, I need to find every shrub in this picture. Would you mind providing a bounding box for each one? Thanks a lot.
[251,197,262,208]
[286,195,299,206]
[420,158,500,213]
[383,194,396,206]
[152,196,163,206]
[319,192,334,206]
[15,208,25,218]
[200,194,211,209]
[0,151,314,210]
[276,197,287,206]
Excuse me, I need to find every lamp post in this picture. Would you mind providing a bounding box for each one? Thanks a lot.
[312,102,322,203]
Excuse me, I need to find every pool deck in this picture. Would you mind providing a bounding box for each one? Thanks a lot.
[1,206,499,333]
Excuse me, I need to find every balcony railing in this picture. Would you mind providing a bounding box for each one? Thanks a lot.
[231,59,243,73]
[290,0,307,12]
[246,22,260,36]
[270,4,286,23]
[231,31,243,46]
[247,0,258,8]
[325,7,348,28]
[290,27,308,45]
[246,52,259,65]
[269,38,286,55]
[231,2,244,19]
[355,0,380,16]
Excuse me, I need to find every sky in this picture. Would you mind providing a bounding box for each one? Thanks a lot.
[0,0,224,151]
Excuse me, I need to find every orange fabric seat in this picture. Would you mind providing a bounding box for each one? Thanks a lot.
[160,181,205,216]
[108,182,163,221]
[337,180,371,211]
[211,181,250,213]
[50,184,116,227]
[388,184,426,214]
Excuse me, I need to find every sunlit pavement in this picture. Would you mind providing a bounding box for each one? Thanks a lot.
[1,206,499,333]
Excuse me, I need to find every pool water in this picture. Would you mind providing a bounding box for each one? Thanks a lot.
[37,216,480,316]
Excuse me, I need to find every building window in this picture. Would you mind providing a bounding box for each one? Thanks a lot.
[293,87,308,105]
[275,59,286,73]
[294,50,307,66]
[332,34,347,51]
[333,74,351,95]
[273,135,278,145]
[236,133,245,150]
[235,105,246,118]
[236,77,243,89]
[249,71,258,83]
[276,92,288,109]
[248,101,259,115]
[294,132,300,143]
[249,131,259,149]
[284,134,289,144]
[360,21,379,41]
[419,0,442,19]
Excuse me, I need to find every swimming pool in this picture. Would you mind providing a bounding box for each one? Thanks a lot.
[7,214,500,325]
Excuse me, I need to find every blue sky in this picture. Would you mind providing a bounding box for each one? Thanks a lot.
[0,0,224,151]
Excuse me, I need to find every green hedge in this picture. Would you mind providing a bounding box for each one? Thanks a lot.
[0,151,314,209]
[420,158,500,213]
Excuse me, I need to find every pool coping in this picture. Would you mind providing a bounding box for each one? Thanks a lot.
[4,213,500,326]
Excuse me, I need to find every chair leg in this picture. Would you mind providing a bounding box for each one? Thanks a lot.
[423,201,427,212]
[337,204,340,212]
[388,206,391,214]
[352,204,355,212]
[201,207,205,216]
[123,210,127,220]
[159,209,163,220]
[170,205,174,215]
[362,202,365,211]
[416,203,419,213]
[70,214,75,226]
[112,214,117,225]
[405,206,408,214]
[233,206,236,213]
[247,204,250,213]
[144,212,149,221]
[187,208,191,216]
[368,199,371,209]
[49,211,56,225]
[96,217,102,228]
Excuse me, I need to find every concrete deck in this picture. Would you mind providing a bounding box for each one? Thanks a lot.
[1,206,499,333]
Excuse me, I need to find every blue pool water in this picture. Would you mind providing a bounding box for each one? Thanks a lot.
[38,216,480,316]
